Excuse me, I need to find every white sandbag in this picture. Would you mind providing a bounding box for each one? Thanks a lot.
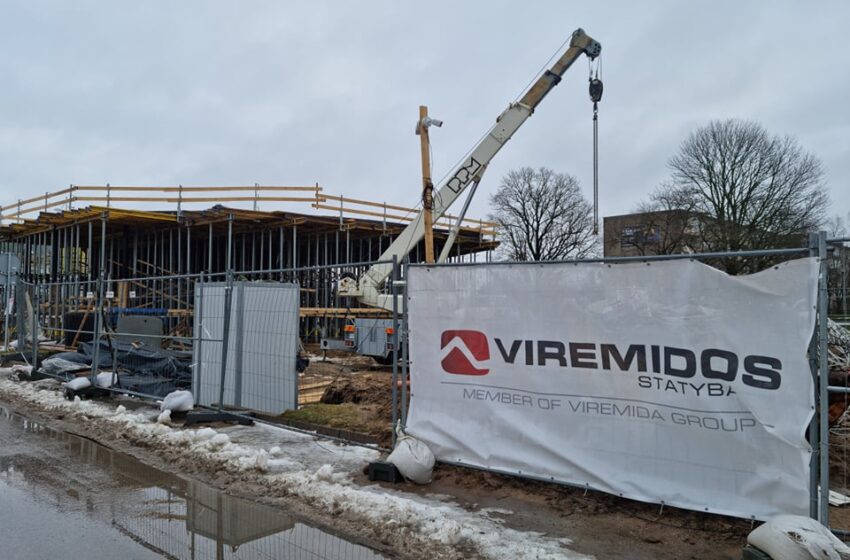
[387,425,435,484]
[748,515,850,560]
[64,377,92,391]
[95,371,116,388]
[160,389,194,412]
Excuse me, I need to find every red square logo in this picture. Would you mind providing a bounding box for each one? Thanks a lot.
[440,330,490,375]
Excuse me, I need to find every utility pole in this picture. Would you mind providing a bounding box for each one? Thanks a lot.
[416,106,442,263]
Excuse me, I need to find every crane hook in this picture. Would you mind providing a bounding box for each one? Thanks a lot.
[589,77,603,104]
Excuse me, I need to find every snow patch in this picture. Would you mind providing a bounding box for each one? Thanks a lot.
[0,376,587,559]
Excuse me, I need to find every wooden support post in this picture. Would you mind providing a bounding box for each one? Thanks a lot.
[418,105,435,264]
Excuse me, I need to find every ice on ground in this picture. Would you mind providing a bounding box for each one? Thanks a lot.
[195,427,217,441]
[0,376,589,559]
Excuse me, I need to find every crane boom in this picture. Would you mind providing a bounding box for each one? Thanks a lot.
[340,28,601,310]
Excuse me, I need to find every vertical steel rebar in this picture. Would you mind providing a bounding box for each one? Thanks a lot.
[391,255,398,446]
[841,243,848,321]
[208,223,213,274]
[186,225,191,308]
[88,221,93,281]
[226,215,233,273]
[292,225,297,272]
[279,227,284,282]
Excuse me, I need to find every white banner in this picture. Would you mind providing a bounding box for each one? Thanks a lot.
[406,258,818,519]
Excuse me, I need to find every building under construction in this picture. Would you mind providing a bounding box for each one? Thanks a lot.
[0,184,498,344]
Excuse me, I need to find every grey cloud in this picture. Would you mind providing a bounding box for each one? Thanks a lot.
[0,0,847,223]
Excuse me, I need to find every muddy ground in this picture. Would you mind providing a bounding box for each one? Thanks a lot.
[293,349,850,558]
[6,347,850,559]
[290,352,756,559]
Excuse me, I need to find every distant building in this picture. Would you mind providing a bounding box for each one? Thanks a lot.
[603,209,701,258]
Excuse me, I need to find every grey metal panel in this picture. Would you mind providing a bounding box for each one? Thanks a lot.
[116,315,163,348]
[239,282,300,414]
[194,281,299,414]
[195,283,228,408]
[354,317,392,358]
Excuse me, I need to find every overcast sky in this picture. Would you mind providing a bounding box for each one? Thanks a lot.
[1,1,848,227]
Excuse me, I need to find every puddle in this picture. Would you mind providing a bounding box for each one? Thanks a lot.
[0,405,386,559]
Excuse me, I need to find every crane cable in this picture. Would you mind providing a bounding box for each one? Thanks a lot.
[589,57,603,235]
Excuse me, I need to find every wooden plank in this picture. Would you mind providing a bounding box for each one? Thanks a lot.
[320,193,496,228]
[300,307,390,318]
[0,187,75,212]
[311,203,496,234]
[77,185,321,193]
[75,196,325,204]
[418,105,435,264]
[1,197,75,220]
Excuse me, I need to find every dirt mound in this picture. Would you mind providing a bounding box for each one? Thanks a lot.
[318,373,408,447]
[321,376,376,405]
[322,373,404,414]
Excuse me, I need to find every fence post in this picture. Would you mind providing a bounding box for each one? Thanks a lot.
[401,258,409,427]
[391,255,398,446]
[217,272,233,411]
[217,214,235,411]
[808,233,820,520]
[3,253,11,351]
[31,285,38,369]
[233,282,244,408]
[818,230,830,525]
[90,214,107,384]
[194,271,205,404]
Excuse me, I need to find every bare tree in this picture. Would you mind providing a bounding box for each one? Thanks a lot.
[826,213,848,238]
[650,119,829,273]
[489,167,598,261]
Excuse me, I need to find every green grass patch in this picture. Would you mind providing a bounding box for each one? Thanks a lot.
[281,403,369,432]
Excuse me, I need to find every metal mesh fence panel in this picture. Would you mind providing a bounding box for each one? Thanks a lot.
[194,280,300,414]
[826,237,850,536]
[0,253,18,351]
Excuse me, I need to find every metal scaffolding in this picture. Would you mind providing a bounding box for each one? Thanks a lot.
[0,186,497,345]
